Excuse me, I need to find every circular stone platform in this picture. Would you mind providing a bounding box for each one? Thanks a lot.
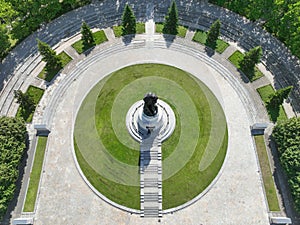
[126,99,176,142]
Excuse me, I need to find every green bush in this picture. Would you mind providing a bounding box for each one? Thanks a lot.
[0,117,27,220]
[272,117,300,213]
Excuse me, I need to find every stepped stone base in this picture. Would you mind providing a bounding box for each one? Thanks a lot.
[126,99,175,142]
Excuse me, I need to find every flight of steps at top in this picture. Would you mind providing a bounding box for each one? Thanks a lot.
[140,137,162,218]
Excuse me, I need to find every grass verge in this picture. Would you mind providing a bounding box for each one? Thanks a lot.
[192,29,229,54]
[16,86,44,122]
[257,85,287,122]
[113,23,145,38]
[72,30,108,54]
[38,51,72,82]
[228,50,264,82]
[155,23,188,38]
[136,23,145,34]
[23,137,48,212]
[254,135,280,211]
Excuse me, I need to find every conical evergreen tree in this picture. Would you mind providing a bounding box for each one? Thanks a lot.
[81,21,95,48]
[37,39,62,70]
[268,86,293,107]
[122,4,136,35]
[206,19,221,48]
[14,90,35,113]
[240,46,262,73]
[162,0,178,35]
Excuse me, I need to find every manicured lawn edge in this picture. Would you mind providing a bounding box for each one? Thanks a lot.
[256,85,287,122]
[38,51,72,82]
[228,50,264,82]
[16,85,44,122]
[155,23,188,38]
[192,29,229,54]
[72,30,108,54]
[254,135,280,211]
[23,136,48,212]
[73,138,140,209]
[113,23,145,38]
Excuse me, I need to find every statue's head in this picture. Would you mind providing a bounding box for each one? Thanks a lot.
[143,92,158,116]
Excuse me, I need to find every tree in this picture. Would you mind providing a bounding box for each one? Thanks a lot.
[267,86,293,108]
[0,26,11,58]
[0,116,27,221]
[81,21,95,48]
[14,90,35,114]
[240,46,262,73]
[121,4,136,36]
[272,117,300,154]
[37,39,62,70]
[162,0,178,35]
[272,117,300,213]
[206,19,221,48]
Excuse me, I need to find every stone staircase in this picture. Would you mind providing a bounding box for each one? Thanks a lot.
[140,136,162,218]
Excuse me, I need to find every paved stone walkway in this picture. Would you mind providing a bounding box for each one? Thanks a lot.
[140,133,162,218]
[0,0,299,224]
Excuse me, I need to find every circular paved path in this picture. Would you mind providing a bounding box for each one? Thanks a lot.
[32,35,269,224]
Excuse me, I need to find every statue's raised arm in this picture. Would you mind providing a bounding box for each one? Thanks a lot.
[143,92,158,116]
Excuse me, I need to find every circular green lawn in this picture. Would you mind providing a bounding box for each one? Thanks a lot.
[74,63,228,210]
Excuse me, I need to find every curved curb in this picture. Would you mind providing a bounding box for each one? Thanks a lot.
[56,44,231,214]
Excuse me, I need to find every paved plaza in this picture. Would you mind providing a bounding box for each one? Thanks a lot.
[1,0,299,224]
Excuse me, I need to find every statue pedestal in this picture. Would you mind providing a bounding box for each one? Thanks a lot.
[126,100,176,142]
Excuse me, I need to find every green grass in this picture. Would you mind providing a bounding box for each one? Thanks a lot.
[74,64,228,209]
[136,23,145,34]
[59,51,72,66]
[155,23,187,38]
[257,85,287,122]
[228,50,264,81]
[38,51,72,82]
[74,138,140,209]
[72,30,108,54]
[113,26,122,37]
[155,23,163,33]
[112,23,145,38]
[16,86,44,122]
[177,26,188,38]
[23,137,48,212]
[192,29,229,54]
[254,135,281,211]
[228,50,244,67]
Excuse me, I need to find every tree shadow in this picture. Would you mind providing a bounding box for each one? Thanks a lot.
[83,45,95,56]
[204,46,215,57]
[162,34,175,48]
[122,34,135,46]
[267,104,280,123]
[237,69,251,83]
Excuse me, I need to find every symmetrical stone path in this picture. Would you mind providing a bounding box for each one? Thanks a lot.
[140,132,162,218]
